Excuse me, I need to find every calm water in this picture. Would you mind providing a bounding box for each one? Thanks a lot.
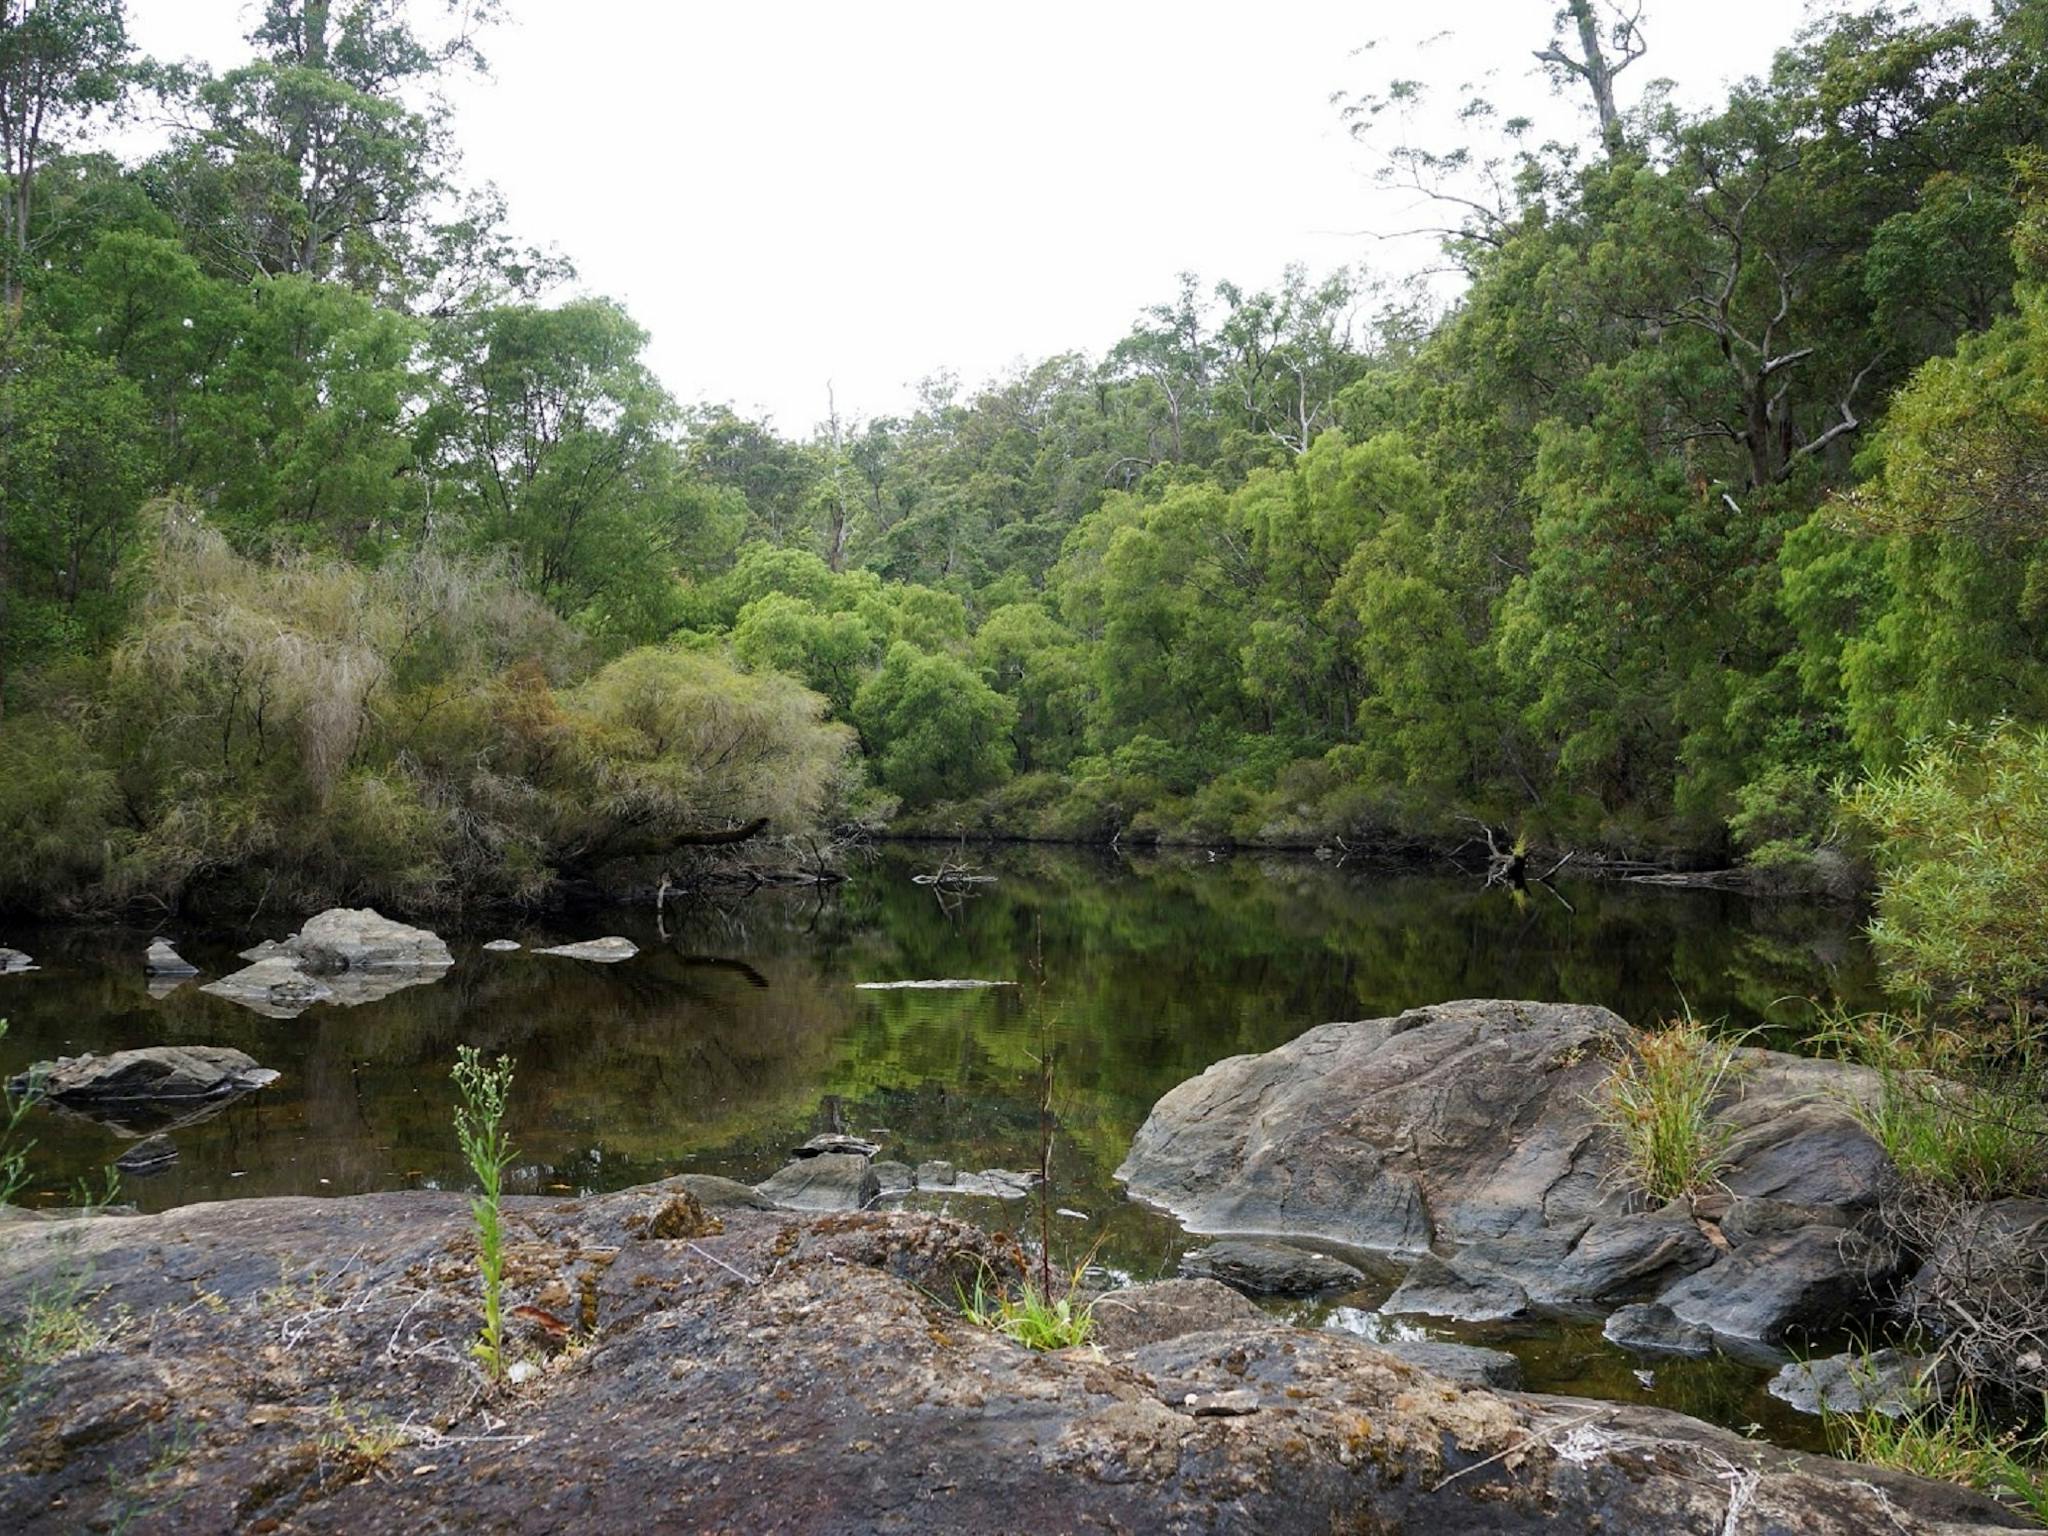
[0,845,1883,1447]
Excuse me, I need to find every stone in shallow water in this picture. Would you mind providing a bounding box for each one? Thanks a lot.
[1769,1349,1938,1419]
[755,1152,880,1212]
[915,1160,957,1187]
[482,939,522,952]
[201,957,338,1019]
[114,1136,179,1176]
[535,937,638,963]
[853,978,1017,990]
[0,946,36,974]
[1381,1253,1529,1322]
[1603,1301,1716,1357]
[870,1160,918,1195]
[144,938,199,977]
[1179,1239,1366,1297]
[10,1047,277,1135]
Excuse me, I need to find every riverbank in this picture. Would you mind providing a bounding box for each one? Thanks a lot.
[0,1182,2027,1534]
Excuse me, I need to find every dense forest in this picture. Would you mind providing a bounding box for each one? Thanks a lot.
[2,0,2047,915]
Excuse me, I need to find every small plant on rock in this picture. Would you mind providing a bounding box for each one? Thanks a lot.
[452,1046,517,1382]
[1594,1012,1745,1205]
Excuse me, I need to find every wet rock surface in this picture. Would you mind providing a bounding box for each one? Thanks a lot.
[0,1184,2022,1534]
[0,945,36,974]
[1118,998,1897,1349]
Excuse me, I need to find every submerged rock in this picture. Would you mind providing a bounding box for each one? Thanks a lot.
[755,1151,881,1211]
[1770,1349,1939,1419]
[1180,1239,1366,1296]
[0,1188,2023,1536]
[535,936,638,963]
[113,1135,179,1176]
[144,938,200,977]
[481,939,522,952]
[853,978,1017,990]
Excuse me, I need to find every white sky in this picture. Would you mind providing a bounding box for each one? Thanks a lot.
[123,0,1948,435]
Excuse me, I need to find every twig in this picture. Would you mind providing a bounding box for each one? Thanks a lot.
[1428,1407,1610,1493]
[687,1242,760,1286]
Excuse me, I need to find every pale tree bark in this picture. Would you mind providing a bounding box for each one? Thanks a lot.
[1534,1,1646,158]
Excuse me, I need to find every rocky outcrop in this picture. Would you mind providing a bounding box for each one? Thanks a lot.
[1180,1239,1366,1296]
[1118,999,1897,1349]
[0,945,35,974]
[203,908,452,1017]
[0,1185,2025,1534]
[535,936,638,963]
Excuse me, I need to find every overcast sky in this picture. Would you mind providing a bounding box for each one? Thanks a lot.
[125,1,1952,435]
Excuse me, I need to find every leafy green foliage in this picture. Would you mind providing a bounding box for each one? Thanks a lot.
[1840,723,2048,1011]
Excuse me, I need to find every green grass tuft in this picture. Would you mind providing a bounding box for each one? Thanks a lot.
[1593,1012,1745,1205]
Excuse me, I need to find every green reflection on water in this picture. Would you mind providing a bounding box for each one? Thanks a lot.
[0,845,1880,1446]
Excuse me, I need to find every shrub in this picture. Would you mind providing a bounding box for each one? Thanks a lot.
[1840,722,2048,1013]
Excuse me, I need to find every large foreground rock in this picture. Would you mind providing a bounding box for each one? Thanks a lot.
[0,1186,2024,1534]
[1117,999,1897,1348]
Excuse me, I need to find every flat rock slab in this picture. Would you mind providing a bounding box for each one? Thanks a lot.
[536,937,638,963]
[0,1189,2027,1536]
[481,939,522,952]
[755,1151,881,1211]
[0,946,36,974]
[1180,1239,1366,1296]
[854,978,1017,990]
